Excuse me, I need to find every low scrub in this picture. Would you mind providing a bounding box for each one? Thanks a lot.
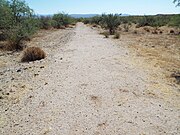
[21,47,46,62]
[101,14,121,35]
[0,0,38,51]
[39,16,53,30]
[52,13,74,28]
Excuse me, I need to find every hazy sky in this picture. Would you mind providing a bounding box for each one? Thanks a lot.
[25,0,180,15]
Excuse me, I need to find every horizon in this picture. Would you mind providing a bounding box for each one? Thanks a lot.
[25,0,180,15]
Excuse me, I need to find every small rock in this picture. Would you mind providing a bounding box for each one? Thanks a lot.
[16,69,21,72]
[21,85,26,88]
[28,95,33,98]
[24,67,28,70]
[40,66,44,69]
[60,58,63,60]
[34,73,39,77]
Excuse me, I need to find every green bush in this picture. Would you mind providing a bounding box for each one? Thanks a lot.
[0,0,38,50]
[101,14,121,35]
[39,16,53,29]
[6,18,38,50]
[52,13,74,28]
[83,18,90,24]
[90,16,102,25]
[169,14,180,28]
[0,0,12,30]
[137,15,171,27]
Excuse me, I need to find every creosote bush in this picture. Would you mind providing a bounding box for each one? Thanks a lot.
[21,47,46,62]
[101,14,121,35]
[0,0,38,51]
[52,13,74,29]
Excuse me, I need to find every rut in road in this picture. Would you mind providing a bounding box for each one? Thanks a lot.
[1,23,179,135]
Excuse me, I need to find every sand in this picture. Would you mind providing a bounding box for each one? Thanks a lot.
[0,23,179,135]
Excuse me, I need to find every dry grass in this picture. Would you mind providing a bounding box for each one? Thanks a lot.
[119,28,180,84]
[21,47,46,62]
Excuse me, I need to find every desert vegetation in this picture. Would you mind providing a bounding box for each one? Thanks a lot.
[82,12,180,84]
[82,14,180,35]
[0,0,76,53]
[0,0,180,134]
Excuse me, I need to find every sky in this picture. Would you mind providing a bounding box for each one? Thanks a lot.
[25,0,180,15]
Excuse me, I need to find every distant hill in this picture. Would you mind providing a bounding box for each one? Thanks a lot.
[70,14,130,18]
[70,14,99,18]
[37,14,130,18]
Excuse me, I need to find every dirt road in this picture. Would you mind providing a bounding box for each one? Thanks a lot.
[0,23,179,135]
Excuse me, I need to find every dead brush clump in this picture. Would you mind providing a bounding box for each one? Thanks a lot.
[21,47,46,62]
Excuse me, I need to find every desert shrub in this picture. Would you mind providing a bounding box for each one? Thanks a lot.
[0,0,38,51]
[101,14,121,35]
[114,32,120,39]
[169,14,180,28]
[39,16,53,29]
[83,19,90,24]
[6,17,38,50]
[90,16,102,25]
[52,13,74,28]
[137,15,171,27]
[137,16,155,27]
[0,0,12,30]
[21,47,46,62]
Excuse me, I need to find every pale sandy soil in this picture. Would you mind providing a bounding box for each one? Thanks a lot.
[0,23,180,135]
